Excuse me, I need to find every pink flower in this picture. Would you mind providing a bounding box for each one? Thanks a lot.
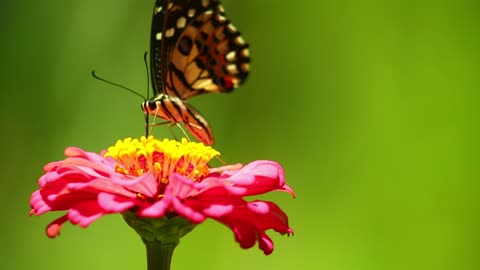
[30,137,294,255]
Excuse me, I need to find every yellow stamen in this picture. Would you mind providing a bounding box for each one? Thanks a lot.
[105,136,219,183]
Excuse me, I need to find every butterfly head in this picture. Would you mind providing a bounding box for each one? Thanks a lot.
[141,94,167,114]
[141,100,157,114]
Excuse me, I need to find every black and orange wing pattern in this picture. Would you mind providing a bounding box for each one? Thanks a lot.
[150,0,250,99]
[143,0,250,145]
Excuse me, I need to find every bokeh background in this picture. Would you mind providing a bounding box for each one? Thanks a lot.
[2,0,479,269]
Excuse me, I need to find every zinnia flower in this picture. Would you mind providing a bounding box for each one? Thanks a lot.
[30,136,294,255]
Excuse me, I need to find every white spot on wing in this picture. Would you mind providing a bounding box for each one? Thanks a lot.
[240,63,250,72]
[193,78,213,89]
[188,8,196,17]
[226,64,238,74]
[227,24,237,33]
[165,28,175,38]
[225,51,236,61]
[216,15,227,23]
[156,32,162,40]
[234,36,245,45]
[155,6,163,14]
[177,17,186,28]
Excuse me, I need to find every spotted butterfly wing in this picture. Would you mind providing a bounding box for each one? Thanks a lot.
[142,0,250,145]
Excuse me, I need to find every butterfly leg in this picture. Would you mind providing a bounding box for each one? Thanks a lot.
[147,121,172,138]
[169,123,192,142]
[148,121,192,142]
[148,110,159,136]
[147,121,171,127]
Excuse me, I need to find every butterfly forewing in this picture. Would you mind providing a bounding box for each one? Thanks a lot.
[151,0,250,99]
[146,0,250,145]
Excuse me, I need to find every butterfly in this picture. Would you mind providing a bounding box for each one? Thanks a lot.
[141,0,250,145]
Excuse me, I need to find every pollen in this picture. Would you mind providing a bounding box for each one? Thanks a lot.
[105,136,220,183]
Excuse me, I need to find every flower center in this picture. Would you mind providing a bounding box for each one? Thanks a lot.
[105,136,219,183]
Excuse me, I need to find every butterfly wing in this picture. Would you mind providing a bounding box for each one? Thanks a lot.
[181,103,214,145]
[150,0,250,99]
[150,0,169,96]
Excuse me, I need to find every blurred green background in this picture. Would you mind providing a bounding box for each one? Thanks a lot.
[2,0,479,269]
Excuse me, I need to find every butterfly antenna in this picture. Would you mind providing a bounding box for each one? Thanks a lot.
[144,52,150,100]
[92,70,146,101]
[144,51,159,134]
[143,52,151,136]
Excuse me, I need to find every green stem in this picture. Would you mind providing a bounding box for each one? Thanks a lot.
[122,211,196,270]
[144,241,177,270]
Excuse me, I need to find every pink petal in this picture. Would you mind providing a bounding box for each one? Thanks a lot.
[164,171,293,254]
[140,198,170,218]
[171,197,205,223]
[202,204,234,218]
[207,160,295,197]
[109,172,159,197]
[167,173,208,199]
[45,215,69,238]
[208,200,293,254]
[162,173,207,222]
[258,233,275,255]
[31,147,158,238]
[67,200,104,227]
[30,190,53,215]
[98,192,137,212]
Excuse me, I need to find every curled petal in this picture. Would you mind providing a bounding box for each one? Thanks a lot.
[98,192,137,212]
[171,197,206,223]
[30,190,53,215]
[203,204,234,218]
[108,172,158,197]
[208,201,293,255]
[64,147,116,168]
[258,233,274,255]
[162,173,207,222]
[67,200,105,227]
[46,215,69,238]
[208,160,295,197]
[167,173,208,200]
[140,197,171,218]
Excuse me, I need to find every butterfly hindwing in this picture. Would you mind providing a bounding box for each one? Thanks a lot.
[181,103,214,145]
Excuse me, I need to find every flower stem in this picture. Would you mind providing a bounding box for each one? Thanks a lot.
[144,241,177,270]
[122,212,196,270]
